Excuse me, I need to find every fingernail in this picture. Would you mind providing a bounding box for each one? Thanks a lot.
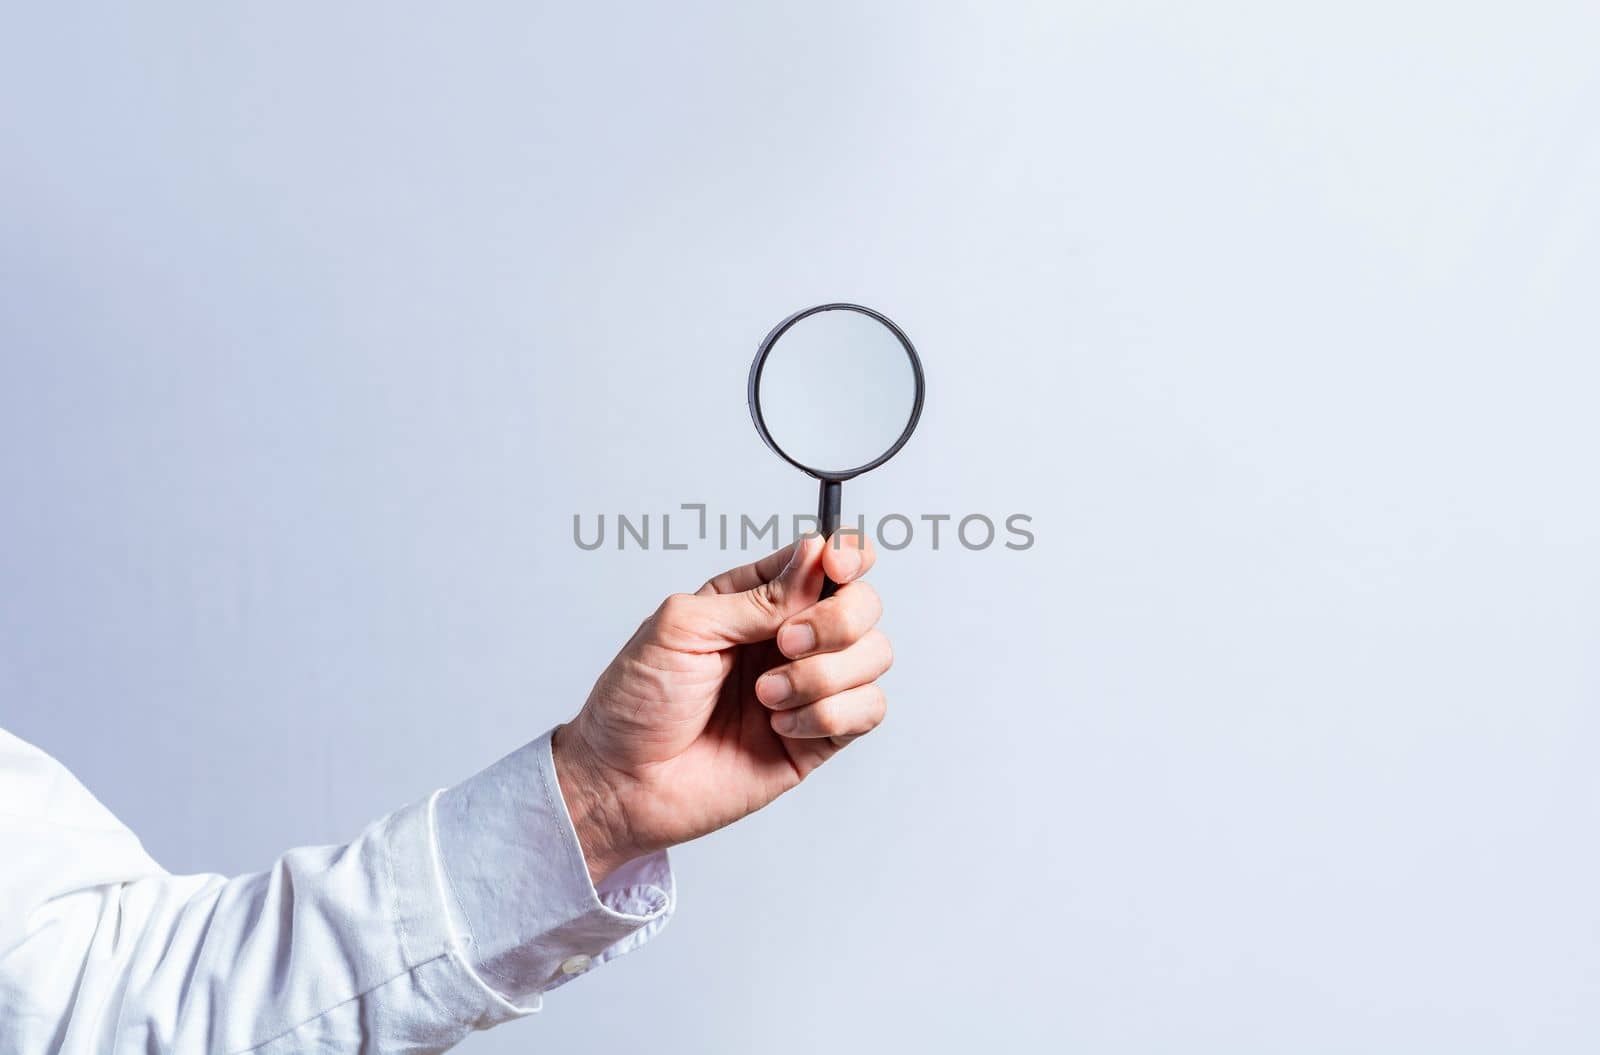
[777,623,815,656]
[773,710,798,735]
[756,672,792,707]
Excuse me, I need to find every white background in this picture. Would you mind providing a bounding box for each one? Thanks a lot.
[3,3,1598,1051]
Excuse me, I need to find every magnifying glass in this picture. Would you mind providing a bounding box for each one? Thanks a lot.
[748,303,926,598]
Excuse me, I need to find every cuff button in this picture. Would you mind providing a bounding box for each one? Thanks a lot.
[559,955,594,976]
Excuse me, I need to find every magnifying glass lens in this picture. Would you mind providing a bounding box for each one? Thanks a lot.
[755,310,918,476]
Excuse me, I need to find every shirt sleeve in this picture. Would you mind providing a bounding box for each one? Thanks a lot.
[0,726,674,1055]
[429,730,675,1010]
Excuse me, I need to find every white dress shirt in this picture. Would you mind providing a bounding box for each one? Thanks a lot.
[0,726,674,1053]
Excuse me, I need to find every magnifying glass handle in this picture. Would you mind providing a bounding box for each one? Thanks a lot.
[817,479,842,600]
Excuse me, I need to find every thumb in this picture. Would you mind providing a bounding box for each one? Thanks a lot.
[659,535,826,650]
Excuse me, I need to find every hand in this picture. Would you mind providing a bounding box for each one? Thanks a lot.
[552,534,892,883]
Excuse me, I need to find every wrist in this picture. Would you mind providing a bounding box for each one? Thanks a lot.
[551,722,642,886]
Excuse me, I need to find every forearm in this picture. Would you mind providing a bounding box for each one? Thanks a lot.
[0,728,672,1054]
[2,794,477,1053]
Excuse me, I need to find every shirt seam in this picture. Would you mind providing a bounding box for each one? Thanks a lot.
[535,735,594,900]
[429,794,477,952]
[228,791,530,1053]
[422,789,541,1014]
[224,955,452,1055]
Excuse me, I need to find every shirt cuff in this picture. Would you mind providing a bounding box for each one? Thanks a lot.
[426,729,674,1013]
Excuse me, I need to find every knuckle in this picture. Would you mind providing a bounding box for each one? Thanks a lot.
[811,698,844,735]
[846,607,876,642]
[877,631,895,671]
[864,628,894,667]
[857,576,883,611]
[817,600,863,645]
[851,579,881,610]
[846,582,883,636]
[792,659,826,701]
[859,686,888,730]
[813,657,849,699]
[655,593,698,629]
[744,583,781,622]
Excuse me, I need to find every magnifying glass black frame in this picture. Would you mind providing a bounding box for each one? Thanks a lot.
[747,302,926,597]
